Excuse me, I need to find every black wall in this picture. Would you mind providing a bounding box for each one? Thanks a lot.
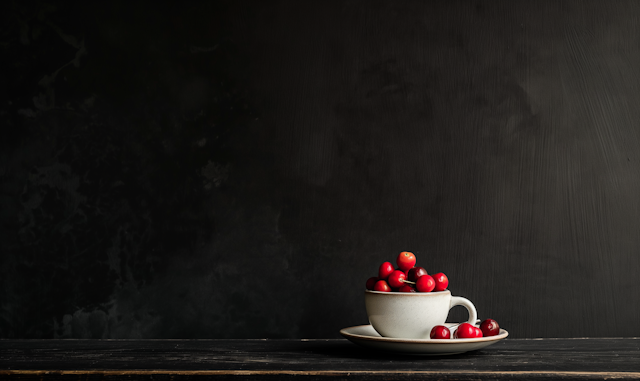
[2,0,640,339]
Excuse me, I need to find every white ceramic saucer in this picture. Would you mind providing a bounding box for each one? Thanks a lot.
[340,323,508,355]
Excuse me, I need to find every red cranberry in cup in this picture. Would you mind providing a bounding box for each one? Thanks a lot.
[430,325,451,339]
[396,251,416,271]
[378,262,395,280]
[432,272,449,292]
[407,266,428,282]
[365,277,378,290]
[373,280,392,292]
[415,274,435,292]
[480,319,500,337]
[397,284,416,292]
[387,270,407,289]
[453,323,476,339]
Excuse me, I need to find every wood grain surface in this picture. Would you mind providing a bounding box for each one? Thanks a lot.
[1,338,640,379]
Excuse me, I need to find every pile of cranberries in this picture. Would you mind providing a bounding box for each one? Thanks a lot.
[430,319,500,339]
[366,251,501,339]
[365,251,448,293]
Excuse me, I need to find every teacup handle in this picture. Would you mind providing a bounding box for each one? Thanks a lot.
[449,296,478,326]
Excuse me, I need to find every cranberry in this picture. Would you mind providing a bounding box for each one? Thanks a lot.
[474,327,483,338]
[453,323,477,339]
[396,251,417,271]
[480,319,500,337]
[407,266,428,282]
[387,270,406,289]
[432,272,449,291]
[430,325,451,339]
[365,277,378,290]
[373,280,392,292]
[378,262,395,280]
[415,274,435,292]
[397,284,416,292]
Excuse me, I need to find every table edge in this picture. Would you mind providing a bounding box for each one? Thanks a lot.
[3,370,640,378]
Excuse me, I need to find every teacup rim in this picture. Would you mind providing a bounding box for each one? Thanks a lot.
[365,289,451,295]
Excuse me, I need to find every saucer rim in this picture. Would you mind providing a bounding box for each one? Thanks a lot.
[340,324,509,344]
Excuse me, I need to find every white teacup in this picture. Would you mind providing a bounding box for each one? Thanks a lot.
[365,289,477,339]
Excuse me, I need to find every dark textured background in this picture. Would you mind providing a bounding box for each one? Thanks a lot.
[2,0,640,339]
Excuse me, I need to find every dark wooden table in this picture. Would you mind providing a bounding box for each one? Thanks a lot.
[1,338,639,380]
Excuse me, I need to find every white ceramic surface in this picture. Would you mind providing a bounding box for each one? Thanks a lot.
[365,289,477,339]
[339,323,508,355]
